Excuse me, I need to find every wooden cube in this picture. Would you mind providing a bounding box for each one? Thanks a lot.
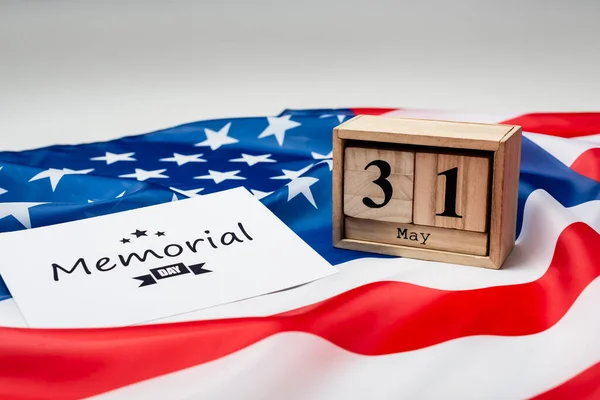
[343,147,414,223]
[413,151,491,232]
[332,115,522,269]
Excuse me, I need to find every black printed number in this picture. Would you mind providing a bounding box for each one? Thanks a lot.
[362,160,393,209]
[436,167,462,218]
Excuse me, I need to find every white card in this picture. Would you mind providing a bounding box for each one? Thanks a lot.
[0,187,336,328]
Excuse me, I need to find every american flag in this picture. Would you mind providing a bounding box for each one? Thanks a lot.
[0,107,599,399]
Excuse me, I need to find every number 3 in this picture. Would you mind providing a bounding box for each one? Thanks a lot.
[362,160,393,208]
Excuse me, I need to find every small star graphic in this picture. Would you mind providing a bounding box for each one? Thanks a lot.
[120,238,131,244]
[131,229,147,238]
[155,231,166,237]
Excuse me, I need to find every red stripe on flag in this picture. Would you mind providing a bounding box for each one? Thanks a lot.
[571,148,600,182]
[532,360,600,400]
[501,113,600,138]
[350,108,396,116]
[0,222,596,399]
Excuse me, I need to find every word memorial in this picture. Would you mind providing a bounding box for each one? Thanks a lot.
[332,115,522,269]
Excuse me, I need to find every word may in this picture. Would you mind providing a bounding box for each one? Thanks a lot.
[397,228,430,245]
[51,222,253,282]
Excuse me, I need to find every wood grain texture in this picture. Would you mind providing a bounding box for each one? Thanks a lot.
[345,216,488,256]
[343,147,414,223]
[335,238,496,269]
[413,152,491,232]
[337,115,514,151]
[489,126,522,268]
[332,128,345,245]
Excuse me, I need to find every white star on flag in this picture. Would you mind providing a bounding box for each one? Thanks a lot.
[229,154,276,166]
[311,151,333,171]
[270,164,314,180]
[170,187,204,198]
[194,170,245,184]
[286,177,319,208]
[0,166,6,196]
[0,202,45,229]
[119,168,169,182]
[269,164,319,208]
[257,115,301,146]
[250,189,273,200]
[90,152,136,165]
[29,168,94,191]
[319,114,347,123]
[160,153,207,166]
[171,193,178,202]
[195,122,238,151]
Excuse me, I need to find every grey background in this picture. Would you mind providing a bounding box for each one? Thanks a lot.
[1,0,599,151]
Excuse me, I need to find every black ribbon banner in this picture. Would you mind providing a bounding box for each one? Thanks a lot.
[133,262,211,287]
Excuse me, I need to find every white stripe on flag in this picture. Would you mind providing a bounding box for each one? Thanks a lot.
[575,133,600,143]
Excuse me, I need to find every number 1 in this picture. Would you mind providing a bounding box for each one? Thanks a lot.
[436,167,462,218]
